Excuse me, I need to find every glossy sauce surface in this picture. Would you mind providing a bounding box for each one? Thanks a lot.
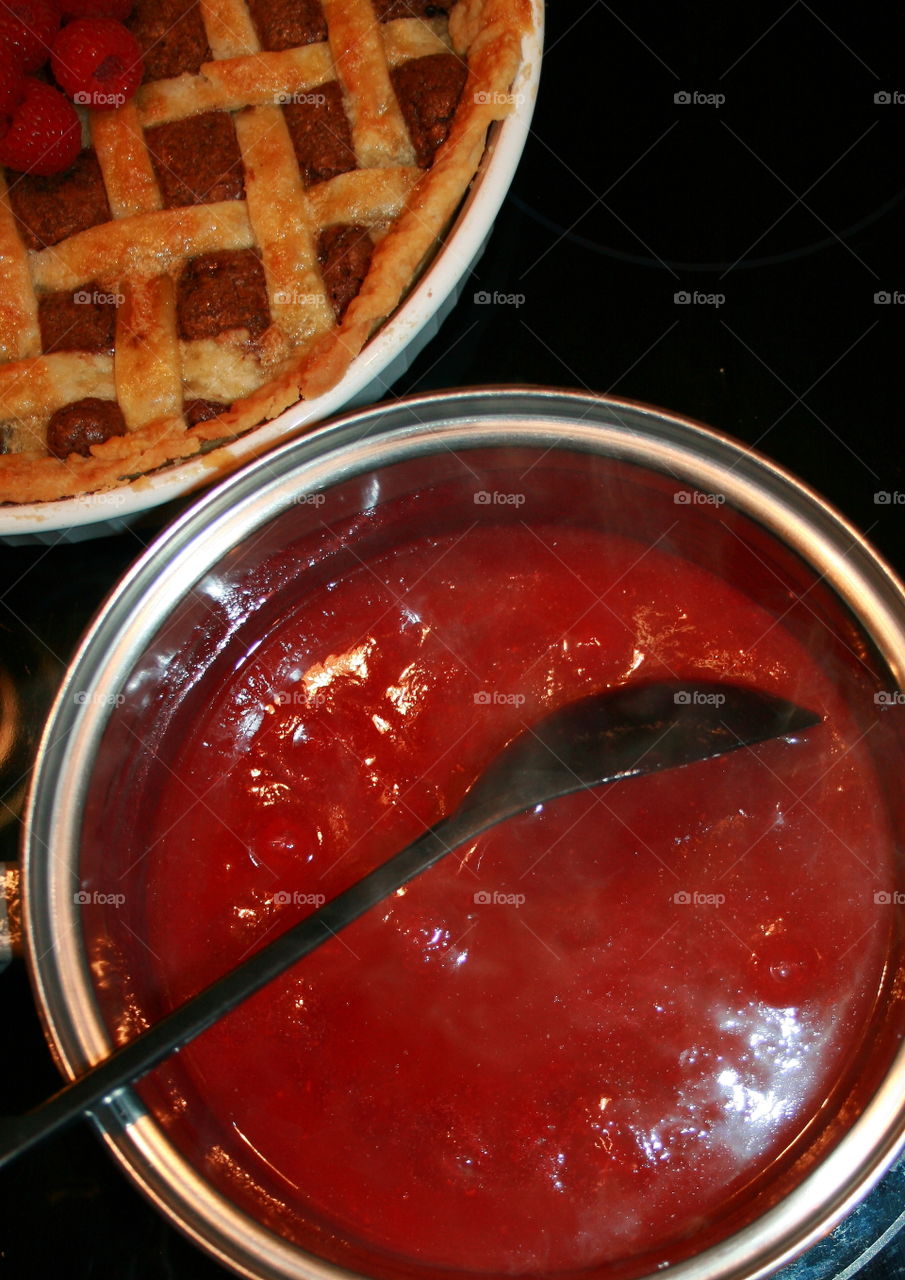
[140,520,892,1272]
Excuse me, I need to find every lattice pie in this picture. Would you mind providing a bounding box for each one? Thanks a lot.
[0,0,531,503]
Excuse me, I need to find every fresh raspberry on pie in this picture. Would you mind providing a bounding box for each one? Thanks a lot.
[59,0,135,21]
[51,18,143,110]
[0,0,60,73]
[0,78,81,176]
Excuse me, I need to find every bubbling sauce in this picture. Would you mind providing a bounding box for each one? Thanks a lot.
[137,519,892,1274]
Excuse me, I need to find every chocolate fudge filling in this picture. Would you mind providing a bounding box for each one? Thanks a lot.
[283,82,357,187]
[147,112,245,209]
[39,285,117,356]
[248,0,326,52]
[184,398,229,426]
[317,225,373,321]
[46,398,126,459]
[7,151,112,252]
[392,53,468,167]
[129,0,211,82]
[376,1,452,20]
[177,250,270,341]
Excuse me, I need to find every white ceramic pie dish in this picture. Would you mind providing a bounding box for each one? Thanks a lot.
[0,5,543,545]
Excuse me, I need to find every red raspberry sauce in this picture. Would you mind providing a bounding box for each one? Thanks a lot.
[138,521,893,1273]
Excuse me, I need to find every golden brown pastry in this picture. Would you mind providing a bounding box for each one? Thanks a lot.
[0,0,532,503]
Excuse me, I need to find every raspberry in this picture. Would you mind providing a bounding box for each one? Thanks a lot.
[0,78,81,175]
[58,0,135,21]
[0,62,27,119]
[0,0,60,73]
[51,18,143,111]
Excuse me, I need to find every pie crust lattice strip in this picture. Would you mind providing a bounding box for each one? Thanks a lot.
[0,0,533,504]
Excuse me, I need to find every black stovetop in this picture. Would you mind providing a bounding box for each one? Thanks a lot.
[2,4,905,1277]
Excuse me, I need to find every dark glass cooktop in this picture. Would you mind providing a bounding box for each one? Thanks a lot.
[1,3,904,1277]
